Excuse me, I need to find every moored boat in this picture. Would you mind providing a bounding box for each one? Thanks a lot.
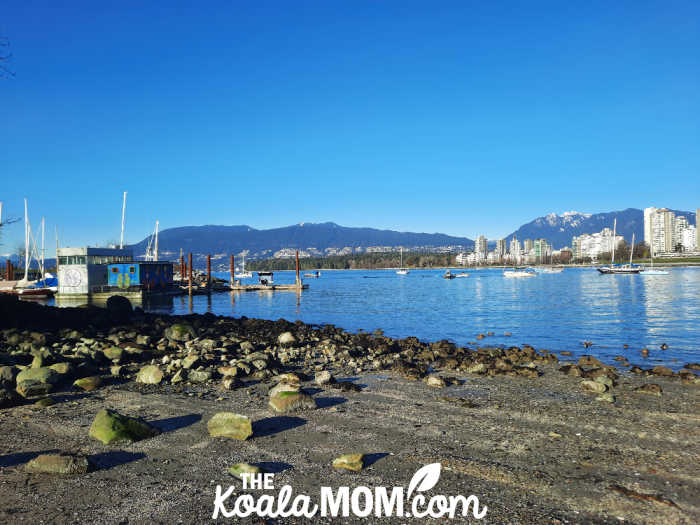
[504,268,536,278]
[396,247,409,275]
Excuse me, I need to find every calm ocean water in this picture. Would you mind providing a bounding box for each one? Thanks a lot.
[134,267,700,370]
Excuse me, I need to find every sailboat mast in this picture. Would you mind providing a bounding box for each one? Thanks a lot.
[41,217,45,275]
[611,219,616,265]
[120,191,127,249]
[154,220,159,261]
[629,233,634,266]
[23,199,29,281]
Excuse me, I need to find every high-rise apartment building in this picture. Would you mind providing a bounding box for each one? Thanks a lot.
[651,208,675,253]
[495,239,506,258]
[475,235,488,259]
[534,239,550,260]
[509,235,521,254]
[523,239,533,252]
[643,207,657,246]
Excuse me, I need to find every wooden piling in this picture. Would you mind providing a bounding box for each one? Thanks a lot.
[5,260,11,281]
[295,250,300,287]
[206,254,211,287]
[188,253,193,295]
[179,254,185,283]
[230,255,234,287]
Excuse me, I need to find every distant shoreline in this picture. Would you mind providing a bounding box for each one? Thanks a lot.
[224,262,700,272]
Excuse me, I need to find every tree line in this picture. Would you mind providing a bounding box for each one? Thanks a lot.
[248,252,458,271]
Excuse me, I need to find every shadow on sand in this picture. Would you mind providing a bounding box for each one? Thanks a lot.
[0,450,61,468]
[151,413,202,433]
[315,396,347,409]
[88,451,147,470]
[253,416,306,438]
[256,461,294,473]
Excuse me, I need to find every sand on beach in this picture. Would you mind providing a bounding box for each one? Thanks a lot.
[0,362,698,524]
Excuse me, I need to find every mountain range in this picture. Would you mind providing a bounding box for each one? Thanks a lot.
[505,208,696,249]
[129,222,475,260]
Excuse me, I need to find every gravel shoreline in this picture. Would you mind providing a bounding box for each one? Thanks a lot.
[0,296,698,524]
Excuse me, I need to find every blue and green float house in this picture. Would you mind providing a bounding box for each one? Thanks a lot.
[55,246,178,306]
[108,261,174,291]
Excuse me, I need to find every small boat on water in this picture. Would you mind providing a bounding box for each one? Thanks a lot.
[640,243,669,276]
[396,247,409,275]
[454,272,469,278]
[237,254,253,279]
[597,223,642,274]
[443,270,456,279]
[503,267,536,278]
[597,264,643,274]
[304,271,321,278]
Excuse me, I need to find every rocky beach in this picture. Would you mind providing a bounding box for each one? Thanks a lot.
[0,294,698,524]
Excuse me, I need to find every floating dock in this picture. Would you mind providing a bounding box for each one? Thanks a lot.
[228,283,308,292]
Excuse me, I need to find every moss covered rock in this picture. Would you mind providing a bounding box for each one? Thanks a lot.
[88,408,160,445]
[165,323,196,342]
[332,453,365,472]
[25,453,91,475]
[73,376,103,391]
[136,365,163,384]
[207,412,253,440]
[228,463,265,480]
[268,391,316,413]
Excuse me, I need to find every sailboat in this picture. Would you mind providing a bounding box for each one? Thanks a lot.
[597,220,641,274]
[144,220,159,261]
[237,254,253,279]
[14,200,55,298]
[396,247,409,275]
[503,267,536,278]
[640,241,669,275]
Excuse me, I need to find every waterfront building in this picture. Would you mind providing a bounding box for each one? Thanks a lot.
[651,208,676,253]
[644,207,657,246]
[682,225,697,251]
[523,239,533,252]
[533,239,551,261]
[571,228,622,260]
[57,247,133,296]
[487,251,500,263]
[558,247,573,263]
[495,239,506,258]
[456,252,469,265]
[645,207,697,254]
[56,246,175,304]
[675,216,689,251]
[509,235,521,255]
[475,235,488,259]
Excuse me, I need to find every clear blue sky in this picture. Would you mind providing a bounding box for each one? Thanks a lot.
[1,1,698,254]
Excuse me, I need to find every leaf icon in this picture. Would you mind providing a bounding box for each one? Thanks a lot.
[406,463,441,499]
